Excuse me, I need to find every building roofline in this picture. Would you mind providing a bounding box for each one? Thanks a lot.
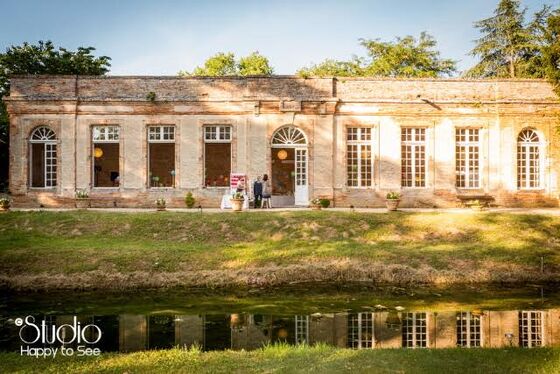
[7,74,552,83]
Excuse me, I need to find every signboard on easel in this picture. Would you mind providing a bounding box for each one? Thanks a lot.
[230,173,247,191]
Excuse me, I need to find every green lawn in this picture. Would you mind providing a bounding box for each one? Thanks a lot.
[0,210,559,290]
[1,345,559,374]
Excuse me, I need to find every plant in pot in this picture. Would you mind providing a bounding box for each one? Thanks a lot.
[468,199,485,212]
[310,198,322,210]
[319,198,331,209]
[385,191,401,211]
[0,197,11,212]
[230,192,245,212]
[75,189,90,209]
[155,197,167,211]
[185,192,196,209]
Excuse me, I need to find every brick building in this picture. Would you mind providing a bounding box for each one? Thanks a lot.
[4,75,560,208]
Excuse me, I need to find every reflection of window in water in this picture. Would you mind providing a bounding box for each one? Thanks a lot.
[348,313,374,349]
[148,315,175,349]
[295,316,309,345]
[271,317,295,344]
[204,315,231,350]
[519,311,543,347]
[456,312,482,347]
[402,312,427,348]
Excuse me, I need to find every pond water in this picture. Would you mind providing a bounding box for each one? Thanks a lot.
[1,284,559,353]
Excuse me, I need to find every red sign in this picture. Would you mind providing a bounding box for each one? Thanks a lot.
[230,173,247,191]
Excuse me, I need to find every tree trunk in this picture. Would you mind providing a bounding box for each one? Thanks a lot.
[509,56,515,78]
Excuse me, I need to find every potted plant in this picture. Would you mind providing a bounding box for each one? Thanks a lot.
[319,198,331,208]
[230,192,244,212]
[310,198,322,210]
[0,197,11,212]
[75,189,90,209]
[185,192,196,209]
[385,192,401,211]
[155,197,167,211]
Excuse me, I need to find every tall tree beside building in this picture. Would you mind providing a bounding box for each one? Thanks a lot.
[466,0,553,78]
[542,10,560,94]
[297,32,456,77]
[179,51,273,76]
[0,41,111,190]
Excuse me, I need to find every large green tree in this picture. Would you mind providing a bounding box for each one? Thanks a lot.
[0,41,110,190]
[466,0,552,78]
[542,10,560,94]
[297,32,456,78]
[179,51,273,76]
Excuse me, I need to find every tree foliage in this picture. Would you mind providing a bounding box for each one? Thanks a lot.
[542,10,560,94]
[466,0,553,78]
[238,52,274,76]
[179,51,273,76]
[0,41,111,190]
[297,32,456,78]
[0,40,111,96]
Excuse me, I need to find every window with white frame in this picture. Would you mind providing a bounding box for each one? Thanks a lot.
[29,126,57,188]
[519,311,543,347]
[348,313,374,349]
[204,125,232,187]
[456,312,482,347]
[205,125,231,142]
[402,312,427,348]
[401,128,426,188]
[456,129,481,188]
[347,127,373,187]
[517,129,541,189]
[148,126,175,188]
[92,126,120,187]
[294,316,309,345]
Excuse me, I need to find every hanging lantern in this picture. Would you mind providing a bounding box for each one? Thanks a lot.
[277,149,288,160]
[94,147,104,158]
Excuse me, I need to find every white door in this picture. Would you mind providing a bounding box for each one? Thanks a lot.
[294,148,308,206]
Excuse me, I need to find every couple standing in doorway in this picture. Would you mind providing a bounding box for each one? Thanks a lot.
[253,174,272,209]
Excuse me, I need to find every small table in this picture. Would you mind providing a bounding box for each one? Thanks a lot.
[221,193,249,210]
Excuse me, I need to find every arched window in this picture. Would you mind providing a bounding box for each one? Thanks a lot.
[517,129,541,189]
[271,126,307,146]
[29,126,57,188]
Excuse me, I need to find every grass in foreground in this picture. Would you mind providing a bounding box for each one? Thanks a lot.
[0,210,559,289]
[1,345,559,374]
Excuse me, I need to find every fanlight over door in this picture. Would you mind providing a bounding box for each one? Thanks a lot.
[271,126,307,147]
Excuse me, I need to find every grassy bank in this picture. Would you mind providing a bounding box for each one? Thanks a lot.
[0,210,559,290]
[2,346,560,374]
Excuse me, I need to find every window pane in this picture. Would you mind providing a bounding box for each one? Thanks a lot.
[149,143,175,187]
[94,143,120,187]
[31,143,45,187]
[402,128,426,188]
[205,143,231,187]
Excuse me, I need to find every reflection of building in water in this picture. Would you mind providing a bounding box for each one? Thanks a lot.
[113,309,560,352]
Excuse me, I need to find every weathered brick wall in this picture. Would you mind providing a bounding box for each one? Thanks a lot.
[5,76,560,208]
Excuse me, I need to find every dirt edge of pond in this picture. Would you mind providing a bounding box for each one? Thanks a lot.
[1,260,558,291]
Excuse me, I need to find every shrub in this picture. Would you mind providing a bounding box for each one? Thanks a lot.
[185,192,195,208]
[319,198,330,208]
[75,189,89,199]
[386,191,401,200]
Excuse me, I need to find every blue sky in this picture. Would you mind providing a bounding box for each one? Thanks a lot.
[1,0,557,75]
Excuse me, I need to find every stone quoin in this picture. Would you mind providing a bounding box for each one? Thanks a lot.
[4,75,560,208]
